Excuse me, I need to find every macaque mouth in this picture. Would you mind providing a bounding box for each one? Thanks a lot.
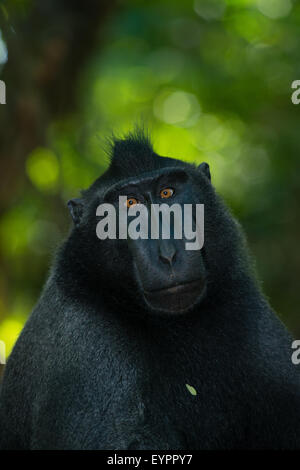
[144,279,204,295]
[143,278,206,313]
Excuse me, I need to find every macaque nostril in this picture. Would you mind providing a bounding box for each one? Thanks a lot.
[159,244,176,266]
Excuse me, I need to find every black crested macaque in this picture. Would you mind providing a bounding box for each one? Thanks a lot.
[0,130,300,449]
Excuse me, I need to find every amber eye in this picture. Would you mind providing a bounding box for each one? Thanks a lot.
[160,188,174,199]
[126,197,139,208]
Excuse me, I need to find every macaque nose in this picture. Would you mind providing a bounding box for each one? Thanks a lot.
[159,240,176,266]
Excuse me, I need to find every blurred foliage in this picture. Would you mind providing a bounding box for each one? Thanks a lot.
[1,0,300,358]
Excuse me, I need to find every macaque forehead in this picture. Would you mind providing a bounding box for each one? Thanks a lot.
[102,168,190,200]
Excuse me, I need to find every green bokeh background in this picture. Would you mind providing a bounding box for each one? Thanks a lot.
[0,0,300,359]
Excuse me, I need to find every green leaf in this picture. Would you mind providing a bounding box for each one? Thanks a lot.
[186,384,197,396]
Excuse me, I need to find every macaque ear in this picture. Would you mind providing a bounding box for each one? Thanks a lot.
[67,198,84,226]
[198,162,211,182]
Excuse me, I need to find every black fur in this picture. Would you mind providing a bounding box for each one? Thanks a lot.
[0,130,300,449]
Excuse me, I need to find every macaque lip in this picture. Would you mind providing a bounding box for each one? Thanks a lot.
[143,279,206,313]
[145,279,203,295]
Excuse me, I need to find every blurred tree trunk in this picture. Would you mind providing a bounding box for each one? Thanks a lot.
[0,0,117,213]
